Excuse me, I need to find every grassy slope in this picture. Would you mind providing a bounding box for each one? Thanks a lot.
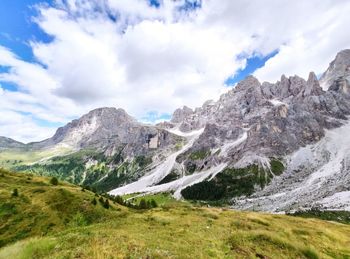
[0,169,126,247]
[0,146,72,167]
[0,170,350,259]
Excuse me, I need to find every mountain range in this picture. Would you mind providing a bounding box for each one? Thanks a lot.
[1,49,350,212]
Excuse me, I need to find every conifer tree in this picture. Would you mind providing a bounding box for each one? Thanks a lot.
[50,177,58,185]
[104,199,110,209]
[139,198,147,209]
[150,199,158,208]
[12,188,18,197]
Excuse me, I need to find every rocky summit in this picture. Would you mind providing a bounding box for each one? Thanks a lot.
[1,50,350,212]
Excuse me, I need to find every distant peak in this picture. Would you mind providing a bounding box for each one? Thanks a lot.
[335,49,350,60]
[320,49,350,90]
[88,107,124,115]
[235,75,261,91]
[307,71,318,81]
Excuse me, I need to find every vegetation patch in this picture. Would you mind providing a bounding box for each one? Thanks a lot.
[189,149,211,160]
[288,208,350,224]
[156,170,180,185]
[181,164,275,201]
[12,149,153,193]
[270,158,285,175]
[134,155,152,168]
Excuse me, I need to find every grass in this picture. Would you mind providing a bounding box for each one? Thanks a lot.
[0,169,126,248]
[1,169,350,258]
[0,146,72,167]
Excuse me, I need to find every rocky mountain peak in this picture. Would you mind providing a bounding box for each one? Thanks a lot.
[302,72,323,97]
[49,107,137,145]
[80,107,136,126]
[234,75,261,92]
[171,106,194,123]
[320,49,350,90]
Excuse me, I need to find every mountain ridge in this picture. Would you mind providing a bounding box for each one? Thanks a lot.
[1,49,350,212]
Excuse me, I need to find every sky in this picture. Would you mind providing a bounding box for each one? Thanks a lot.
[0,0,349,143]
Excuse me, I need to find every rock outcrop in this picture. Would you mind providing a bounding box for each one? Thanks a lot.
[320,49,350,90]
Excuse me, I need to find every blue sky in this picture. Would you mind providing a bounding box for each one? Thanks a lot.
[0,0,348,142]
[225,50,279,86]
[0,0,53,94]
[0,0,53,62]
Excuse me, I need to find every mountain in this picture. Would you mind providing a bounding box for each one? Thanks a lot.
[0,137,25,150]
[28,107,178,153]
[110,49,350,212]
[1,50,350,212]
[0,107,183,191]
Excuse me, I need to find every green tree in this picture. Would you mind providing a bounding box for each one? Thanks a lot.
[91,197,97,206]
[50,177,58,185]
[115,195,124,205]
[103,199,110,209]
[139,199,147,209]
[147,200,152,209]
[150,199,158,208]
[12,188,18,197]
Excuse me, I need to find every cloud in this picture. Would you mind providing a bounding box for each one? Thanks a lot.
[0,0,350,142]
[253,0,350,82]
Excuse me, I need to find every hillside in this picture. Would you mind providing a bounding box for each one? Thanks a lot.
[1,170,350,258]
[0,168,126,248]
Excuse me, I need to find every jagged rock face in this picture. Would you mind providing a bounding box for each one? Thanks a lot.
[171,106,194,123]
[320,49,350,90]
[169,70,350,167]
[0,137,25,150]
[23,108,180,158]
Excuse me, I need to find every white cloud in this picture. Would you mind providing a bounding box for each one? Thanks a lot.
[0,0,350,142]
[0,109,56,143]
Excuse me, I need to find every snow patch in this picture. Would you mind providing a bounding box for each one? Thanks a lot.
[234,120,350,212]
[109,128,204,196]
[234,154,271,171]
[111,163,227,199]
[318,191,350,211]
[219,131,248,157]
[269,99,288,107]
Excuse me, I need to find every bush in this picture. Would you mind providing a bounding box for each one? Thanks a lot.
[114,195,124,205]
[150,199,158,208]
[12,188,18,197]
[70,212,88,227]
[50,177,58,186]
[91,198,97,206]
[103,199,110,209]
[139,199,147,209]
